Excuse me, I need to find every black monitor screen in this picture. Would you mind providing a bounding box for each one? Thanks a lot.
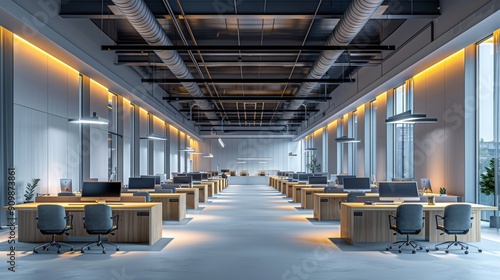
[173,176,192,184]
[201,173,209,180]
[378,181,420,201]
[343,177,370,192]
[81,181,121,201]
[221,169,230,173]
[128,177,156,189]
[189,173,202,182]
[308,176,328,184]
[298,173,313,182]
[337,175,356,185]
[140,175,161,184]
[292,173,300,181]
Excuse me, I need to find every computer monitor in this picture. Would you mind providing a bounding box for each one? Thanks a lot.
[173,176,192,186]
[189,173,202,184]
[128,177,156,190]
[60,179,72,193]
[342,177,371,192]
[292,173,300,182]
[336,175,356,185]
[420,178,433,193]
[392,178,415,182]
[80,181,121,202]
[378,181,420,202]
[140,175,161,185]
[201,173,209,181]
[308,176,328,185]
[220,169,230,173]
[298,173,313,183]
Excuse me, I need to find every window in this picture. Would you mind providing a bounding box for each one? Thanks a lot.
[337,120,344,174]
[369,100,377,180]
[107,92,118,181]
[477,35,495,217]
[393,82,414,179]
[351,111,358,175]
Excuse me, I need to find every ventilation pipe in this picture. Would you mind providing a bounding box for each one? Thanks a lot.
[281,0,384,121]
[111,0,218,122]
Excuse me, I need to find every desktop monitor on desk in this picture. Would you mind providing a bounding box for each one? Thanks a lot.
[173,176,193,187]
[336,175,356,185]
[189,173,203,184]
[342,177,370,192]
[128,177,156,190]
[308,176,328,185]
[378,181,420,202]
[80,181,122,202]
[298,173,313,184]
[420,178,433,193]
[140,175,161,185]
[292,173,300,182]
[201,173,209,181]
[60,179,72,193]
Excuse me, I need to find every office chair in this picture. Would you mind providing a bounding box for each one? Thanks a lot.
[81,204,119,254]
[386,204,428,253]
[435,204,481,254]
[347,192,366,202]
[133,191,151,202]
[57,192,76,196]
[33,205,74,253]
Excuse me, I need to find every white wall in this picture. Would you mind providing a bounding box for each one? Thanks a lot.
[13,36,80,199]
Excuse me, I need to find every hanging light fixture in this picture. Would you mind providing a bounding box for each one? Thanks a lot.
[140,133,167,141]
[68,112,109,125]
[385,110,437,124]
[288,152,297,156]
[335,136,361,143]
[179,147,195,152]
[218,138,225,148]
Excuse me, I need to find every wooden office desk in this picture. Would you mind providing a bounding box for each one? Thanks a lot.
[283,181,299,197]
[122,193,186,221]
[194,182,214,198]
[292,184,332,203]
[340,202,496,245]
[301,188,325,209]
[192,184,208,202]
[175,188,199,209]
[313,193,379,221]
[13,202,162,245]
[278,179,288,193]
[209,179,220,194]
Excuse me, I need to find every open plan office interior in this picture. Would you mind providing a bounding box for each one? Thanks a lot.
[1,0,500,279]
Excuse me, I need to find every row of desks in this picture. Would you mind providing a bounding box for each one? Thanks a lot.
[13,178,227,245]
[269,177,495,245]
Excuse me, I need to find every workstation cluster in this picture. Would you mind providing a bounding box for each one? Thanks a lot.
[269,171,494,253]
[12,173,227,254]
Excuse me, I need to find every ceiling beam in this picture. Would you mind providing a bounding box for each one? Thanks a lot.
[179,109,318,112]
[103,44,395,51]
[148,78,354,84]
[163,96,331,101]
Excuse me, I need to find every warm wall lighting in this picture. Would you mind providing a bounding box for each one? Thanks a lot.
[203,153,214,158]
[140,133,167,141]
[385,110,437,124]
[68,112,109,125]
[179,147,194,152]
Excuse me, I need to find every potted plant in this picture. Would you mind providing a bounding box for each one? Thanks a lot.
[439,187,447,196]
[305,157,321,173]
[480,158,499,227]
[24,178,40,203]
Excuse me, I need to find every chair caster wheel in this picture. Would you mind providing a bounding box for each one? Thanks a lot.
[57,250,61,254]
[116,248,120,251]
[478,249,482,253]
[398,250,402,253]
[33,250,38,254]
[425,249,429,252]
[87,246,90,250]
[70,248,74,251]
[435,247,439,251]
[81,249,85,253]
[464,251,469,254]
[412,250,416,254]
[102,251,106,254]
[445,250,449,253]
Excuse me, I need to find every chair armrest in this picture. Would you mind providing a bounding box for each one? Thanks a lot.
[388,214,396,228]
[65,214,74,229]
[112,214,120,230]
[435,214,444,228]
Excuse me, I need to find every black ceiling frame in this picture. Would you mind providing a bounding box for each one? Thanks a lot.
[102,45,395,51]
[145,78,354,84]
[163,96,332,101]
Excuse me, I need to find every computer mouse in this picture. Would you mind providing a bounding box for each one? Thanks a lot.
[364,201,373,205]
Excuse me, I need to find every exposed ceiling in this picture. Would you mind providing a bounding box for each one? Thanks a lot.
[59,0,440,137]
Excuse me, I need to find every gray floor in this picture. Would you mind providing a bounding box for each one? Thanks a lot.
[2,184,500,279]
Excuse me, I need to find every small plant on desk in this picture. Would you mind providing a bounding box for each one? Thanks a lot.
[439,187,447,196]
[24,178,40,202]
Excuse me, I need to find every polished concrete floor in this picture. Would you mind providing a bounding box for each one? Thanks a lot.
[1,184,500,279]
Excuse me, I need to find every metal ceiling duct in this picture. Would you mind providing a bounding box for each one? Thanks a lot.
[281,0,384,121]
[111,0,218,122]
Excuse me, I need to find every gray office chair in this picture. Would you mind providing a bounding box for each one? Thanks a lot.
[347,192,366,202]
[58,192,76,196]
[133,191,151,202]
[81,204,119,254]
[435,204,481,254]
[386,204,428,253]
[33,205,74,254]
